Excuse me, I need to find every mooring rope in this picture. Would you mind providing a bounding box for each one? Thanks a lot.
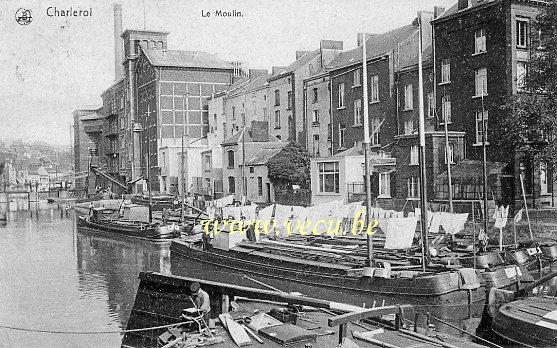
[0,320,192,335]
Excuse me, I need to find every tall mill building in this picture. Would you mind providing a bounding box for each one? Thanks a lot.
[91,5,235,194]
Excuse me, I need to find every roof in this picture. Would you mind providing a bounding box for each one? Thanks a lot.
[80,112,104,121]
[269,49,320,80]
[228,74,271,97]
[142,49,233,70]
[221,127,281,146]
[437,160,509,181]
[245,145,287,166]
[329,23,418,70]
[332,146,396,165]
[432,0,498,23]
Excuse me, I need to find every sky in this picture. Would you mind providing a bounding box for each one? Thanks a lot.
[0,0,454,146]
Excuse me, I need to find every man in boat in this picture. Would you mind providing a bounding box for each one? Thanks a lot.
[184,282,211,322]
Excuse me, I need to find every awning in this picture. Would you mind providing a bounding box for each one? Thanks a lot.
[437,160,508,182]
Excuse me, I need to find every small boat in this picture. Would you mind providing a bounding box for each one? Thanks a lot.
[479,270,557,347]
[76,208,180,242]
[492,296,557,347]
[122,272,487,348]
[130,194,181,211]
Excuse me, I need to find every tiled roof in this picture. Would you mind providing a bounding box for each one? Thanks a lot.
[329,24,418,70]
[222,127,281,146]
[142,49,233,69]
[432,0,497,22]
[245,145,287,166]
[437,160,508,180]
[270,49,320,80]
[228,74,271,97]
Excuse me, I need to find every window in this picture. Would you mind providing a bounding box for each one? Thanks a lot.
[312,110,319,124]
[379,172,391,198]
[354,99,362,125]
[371,118,380,146]
[338,83,345,108]
[441,59,450,83]
[263,107,268,122]
[516,19,528,48]
[410,145,418,166]
[204,155,211,171]
[427,92,435,118]
[228,176,236,194]
[404,119,414,135]
[227,150,235,168]
[313,88,318,103]
[274,90,280,106]
[258,177,263,196]
[441,95,451,123]
[444,144,455,164]
[517,62,527,91]
[313,134,320,156]
[339,125,346,148]
[318,162,339,193]
[213,114,217,130]
[287,91,293,110]
[407,177,419,198]
[249,166,254,173]
[475,68,488,96]
[404,84,413,110]
[327,124,332,141]
[370,75,379,102]
[475,28,486,53]
[475,110,488,145]
[308,64,315,75]
[232,106,236,120]
[274,110,281,128]
[353,69,361,86]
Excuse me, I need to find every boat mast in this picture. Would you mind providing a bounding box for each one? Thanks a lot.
[241,126,246,201]
[181,135,185,224]
[417,18,430,270]
[362,33,375,267]
[147,124,153,224]
[481,93,488,241]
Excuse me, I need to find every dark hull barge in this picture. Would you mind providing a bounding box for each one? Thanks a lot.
[170,239,487,319]
[122,272,487,348]
[76,215,179,242]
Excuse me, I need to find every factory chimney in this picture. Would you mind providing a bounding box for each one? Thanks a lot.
[113,4,124,81]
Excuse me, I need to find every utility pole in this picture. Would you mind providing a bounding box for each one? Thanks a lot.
[481,93,488,240]
[181,135,185,224]
[362,32,374,268]
[417,18,430,270]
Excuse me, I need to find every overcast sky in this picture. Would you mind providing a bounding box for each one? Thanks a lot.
[0,0,454,146]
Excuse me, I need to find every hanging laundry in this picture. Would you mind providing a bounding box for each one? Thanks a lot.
[257,204,274,221]
[514,208,523,223]
[384,217,418,249]
[240,204,257,220]
[493,206,509,229]
[429,211,442,234]
[440,213,469,235]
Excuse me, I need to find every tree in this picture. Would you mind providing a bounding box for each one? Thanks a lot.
[502,1,557,204]
[267,142,311,189]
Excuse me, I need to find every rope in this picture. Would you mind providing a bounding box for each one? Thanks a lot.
[0,320,192,335]
[428,315,505,348]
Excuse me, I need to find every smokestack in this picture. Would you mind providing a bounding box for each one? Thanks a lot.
[113,4,124,81]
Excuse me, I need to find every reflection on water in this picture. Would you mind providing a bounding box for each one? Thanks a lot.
[0,209,170,348]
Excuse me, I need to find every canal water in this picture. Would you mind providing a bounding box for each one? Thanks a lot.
[0,209,170,347]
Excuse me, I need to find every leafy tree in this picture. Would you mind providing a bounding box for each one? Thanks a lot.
[267,142,310,189]
[502,1,557,204]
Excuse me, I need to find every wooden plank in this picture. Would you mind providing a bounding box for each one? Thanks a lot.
[328,305,413,327]
[220,313,252,346]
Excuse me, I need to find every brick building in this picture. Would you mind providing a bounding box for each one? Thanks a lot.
[221,121,284,200]
[72,106,103,191]
[303,69,332,157]
[432,0,549,206]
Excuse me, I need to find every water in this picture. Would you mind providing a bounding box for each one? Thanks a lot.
[0,209,170,347]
